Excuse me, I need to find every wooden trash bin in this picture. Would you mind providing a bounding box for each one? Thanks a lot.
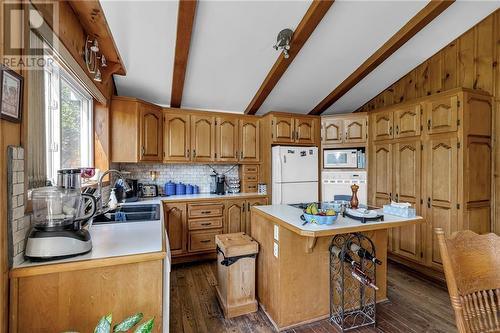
[215,232,259,318]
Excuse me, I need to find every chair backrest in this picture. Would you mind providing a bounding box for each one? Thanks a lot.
[333,195,351,202]
[435,228,500,333]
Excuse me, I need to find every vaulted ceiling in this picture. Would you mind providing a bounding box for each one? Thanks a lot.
[100,0,500,115]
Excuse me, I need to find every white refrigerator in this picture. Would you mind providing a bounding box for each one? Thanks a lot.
[272,146,319,204]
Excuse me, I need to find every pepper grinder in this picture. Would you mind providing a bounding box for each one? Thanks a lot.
[350,184,360,209]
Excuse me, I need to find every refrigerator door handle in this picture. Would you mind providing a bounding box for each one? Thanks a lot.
[283,155,286,163]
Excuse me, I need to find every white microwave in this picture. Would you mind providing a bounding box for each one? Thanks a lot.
[323,149,358,168]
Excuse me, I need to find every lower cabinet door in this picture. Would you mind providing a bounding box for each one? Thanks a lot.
[163,202,187,256]
[189,229,222,253]
[225,200,246,234]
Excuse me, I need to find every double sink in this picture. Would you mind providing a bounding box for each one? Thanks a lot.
[92,204,161,224]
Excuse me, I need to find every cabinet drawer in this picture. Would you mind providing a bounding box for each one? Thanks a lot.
[189,229,222,252]
[243,174,259,182]
[242,165,259,174]
[242,182,258,193]
[188,217,223,231]
[188,203,224,218]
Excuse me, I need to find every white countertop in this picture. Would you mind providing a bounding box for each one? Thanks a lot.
[254,204,424,236]
[129,192,267,204]
[14,220,164,269]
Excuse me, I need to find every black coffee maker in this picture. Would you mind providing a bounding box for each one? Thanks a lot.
[116,178,139,202]
[215,174,225,195]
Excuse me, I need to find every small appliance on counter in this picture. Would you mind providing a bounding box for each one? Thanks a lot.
[115,178,139,202]
[25,171,97,260]
[215,174,226,195]
[139,184,158,198]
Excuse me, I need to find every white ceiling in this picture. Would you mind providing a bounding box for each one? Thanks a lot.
[256,0,429,114]
[102,0,499,115]
[100,0,178,106]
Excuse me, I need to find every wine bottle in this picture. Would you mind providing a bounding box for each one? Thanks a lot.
[350,243,382,265]
[351,266,379,290]
[331,245,360,268]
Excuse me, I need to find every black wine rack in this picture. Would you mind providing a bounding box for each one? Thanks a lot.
[329,233,377,332]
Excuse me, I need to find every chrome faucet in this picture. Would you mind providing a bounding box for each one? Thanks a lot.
[96,169,132,214]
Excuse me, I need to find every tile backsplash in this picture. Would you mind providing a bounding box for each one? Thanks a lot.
[114,163,239,194]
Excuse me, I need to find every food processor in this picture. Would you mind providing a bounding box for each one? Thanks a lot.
[25,173,97,260]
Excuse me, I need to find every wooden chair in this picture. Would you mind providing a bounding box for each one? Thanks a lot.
[435,228,500,333]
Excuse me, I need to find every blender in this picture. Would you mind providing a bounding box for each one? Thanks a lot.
[25,173,97,260]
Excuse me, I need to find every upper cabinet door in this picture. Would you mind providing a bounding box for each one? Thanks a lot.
[216,116,238,162]
[272,116,294,143]
[295,118,316,144]
[164,113,190,162]
[394,104,421,138]
[425,95,458,135]
[191,115,215,162]
[373,111,394,141]
[322,119,343,144]
[239,118,260,162]
[344,118,366,143]
[139,105,162,161]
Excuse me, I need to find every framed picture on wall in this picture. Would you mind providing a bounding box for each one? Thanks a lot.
[0,65,24,123]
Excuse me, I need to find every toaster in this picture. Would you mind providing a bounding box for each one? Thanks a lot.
[140,184,158,197]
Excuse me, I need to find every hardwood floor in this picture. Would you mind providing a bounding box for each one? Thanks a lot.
[170,260,456,333]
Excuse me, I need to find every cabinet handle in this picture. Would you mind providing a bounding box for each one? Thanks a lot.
[247,202,250,210]
[186,149,190,158]
[200,239,211,243]
[241,151,243,159]
[396,125,399,135]
[389,127,393,136]
[141,146,145,156]
[200,222,211,226]
[193,149,196,158]
[427,120,431,130]
[389,193,392,201]
[395,193,399,202]
[427,197,431,208]
[201,211,211,214]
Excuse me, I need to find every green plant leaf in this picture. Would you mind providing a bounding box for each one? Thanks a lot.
[133,318,154,333]
[94,314,112,333]
[113,313,144,332]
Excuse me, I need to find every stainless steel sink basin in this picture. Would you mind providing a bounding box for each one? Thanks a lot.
[92,204,161,224]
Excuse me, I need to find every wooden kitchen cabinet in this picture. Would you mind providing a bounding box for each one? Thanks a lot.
[191,114,216,162]
[392,140,422,263]
[163,112,190,162]
[216,116,239,162]
[320,113,367,146]
[239,118,260,162]
[372,110,394,141]
[225,200,246,234]
[394,104,421,138]
[163,202,188,256]
[272,115,295,143]
[368,88,492,277]
[322,118,343,144]
[111,96,162,163]
[295,117,316,144]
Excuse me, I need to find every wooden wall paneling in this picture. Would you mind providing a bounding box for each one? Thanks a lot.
[442,40,458,91]
[94,102,110,174]
[429,53,443,95]
[402,69,417,102]
[245,0,334,115]
[457,28,475,89]
[475,14,494,94]
[170,0,197,108]
[416,60,431,97]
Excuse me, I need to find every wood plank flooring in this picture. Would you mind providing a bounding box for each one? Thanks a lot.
[170,260,456,333]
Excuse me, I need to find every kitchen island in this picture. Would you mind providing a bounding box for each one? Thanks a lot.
[250,204,424,331]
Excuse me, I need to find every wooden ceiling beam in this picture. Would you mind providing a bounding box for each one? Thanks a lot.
[170,0,198,108]
[244,0,334,115]
[309,0,454,115]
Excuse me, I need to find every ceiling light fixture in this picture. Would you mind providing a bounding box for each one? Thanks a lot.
[273,28,293,59]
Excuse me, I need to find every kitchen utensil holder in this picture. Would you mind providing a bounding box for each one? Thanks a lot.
[329,233,377,332]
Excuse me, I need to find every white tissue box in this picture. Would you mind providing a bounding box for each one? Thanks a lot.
[383,204,416,218]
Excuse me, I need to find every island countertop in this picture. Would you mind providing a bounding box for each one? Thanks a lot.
[253,204,424,238]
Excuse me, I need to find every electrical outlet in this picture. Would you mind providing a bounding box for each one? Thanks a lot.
[273,224,279,241]
[273,242,279,258]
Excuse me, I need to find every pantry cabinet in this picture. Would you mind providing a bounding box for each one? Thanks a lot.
[321,113,368,146]
[368,88,492,275]
[163,113,190,162]
[110,96,163,163]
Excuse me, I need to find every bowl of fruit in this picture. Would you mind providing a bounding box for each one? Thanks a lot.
[302,203,337,225]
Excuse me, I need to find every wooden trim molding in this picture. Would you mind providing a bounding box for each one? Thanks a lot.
[309,0,454,115]
[170,0,198,108]
[244,0,334,115]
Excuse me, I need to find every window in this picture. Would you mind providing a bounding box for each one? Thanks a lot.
[44,56,93,184]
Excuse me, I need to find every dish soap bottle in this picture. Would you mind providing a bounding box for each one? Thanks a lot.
[108,188,118,210]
